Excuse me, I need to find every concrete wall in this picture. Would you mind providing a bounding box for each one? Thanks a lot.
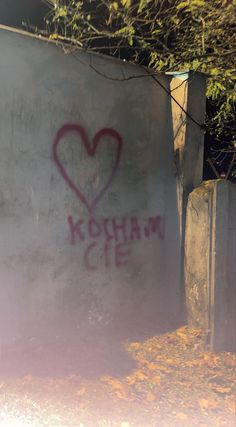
[185,180,236,351]
[0,26,205,374]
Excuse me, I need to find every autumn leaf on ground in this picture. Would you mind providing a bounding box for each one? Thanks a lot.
[176,327,189,341]
[146,391,156,402]
[154,364,172,373]
[146,362,159,371]
[133,354,149,365]
[188,328,204,337]
[127,342,141,351]
[202,353,220,365]
[209,385,232,394]
[126,370,148,384]
[175,412,188,420]
[101,376,129,399]
[199,397,219,411]
[184,358,204,367]
[165,358,178,365]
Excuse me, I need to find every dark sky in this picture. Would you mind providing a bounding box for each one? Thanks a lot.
[0,0,49,29]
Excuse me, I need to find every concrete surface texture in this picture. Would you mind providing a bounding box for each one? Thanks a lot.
[0,26,205,376]
[185,180,236,352]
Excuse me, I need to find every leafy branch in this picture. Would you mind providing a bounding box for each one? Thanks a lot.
[44,0,236,147]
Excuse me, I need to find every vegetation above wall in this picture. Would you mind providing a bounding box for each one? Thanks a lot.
[45,1,235,152]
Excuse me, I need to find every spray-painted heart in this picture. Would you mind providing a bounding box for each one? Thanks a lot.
[52,124,123,213]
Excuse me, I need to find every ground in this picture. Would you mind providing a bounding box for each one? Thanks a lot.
[0,326,235,426]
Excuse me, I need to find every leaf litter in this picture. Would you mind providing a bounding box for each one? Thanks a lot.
[0,326,235,426]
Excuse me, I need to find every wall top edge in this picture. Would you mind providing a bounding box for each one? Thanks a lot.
[0,24,167,78]
[0,24,206,80]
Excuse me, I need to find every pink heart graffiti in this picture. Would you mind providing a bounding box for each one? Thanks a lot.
[52,124,123,213]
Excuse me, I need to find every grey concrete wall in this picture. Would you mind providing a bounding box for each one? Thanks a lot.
[0,26,205,374]
[185,180,236,352]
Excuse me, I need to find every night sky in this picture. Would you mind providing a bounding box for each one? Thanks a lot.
[0,0,48,30]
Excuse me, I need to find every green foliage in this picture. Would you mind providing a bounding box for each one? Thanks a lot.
[45,0,236,144]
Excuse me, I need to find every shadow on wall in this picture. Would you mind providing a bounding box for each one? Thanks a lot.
[0,315,179,379]
[0,324,137,379]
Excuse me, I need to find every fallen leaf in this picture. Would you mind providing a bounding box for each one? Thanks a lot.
[203,353,220,365]
[134,355,149,365]
[146,391,156,402]
[199,397,219,411]
[132,370,148,381]
[165,358,176,364]
[146,363,159,371]
[128,342,141,350]
[210,385,232,394]
[185,359,202,367]
[175,412,188,420]
[156,365,172,373]
[176,326,189,340]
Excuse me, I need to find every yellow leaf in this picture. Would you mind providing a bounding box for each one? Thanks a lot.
[203,353,220,365]
[165,358,175,364]
[188,328,203,337]
[146,391,156,402]
[101,376,124,390]
[146,363,159,371]
[122,0,131,7]
[49,33,58,40]
[128,342,141,350]
[177,326,188,332]
[176,328,188,340]
[126,370,148,385]
[134,370,148,381]
[199,397,219,410]
[176,1,189,10]
[211,385,232,394]
[101,376,129,399]
[175,412,188,420]
[157,365,172,373]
